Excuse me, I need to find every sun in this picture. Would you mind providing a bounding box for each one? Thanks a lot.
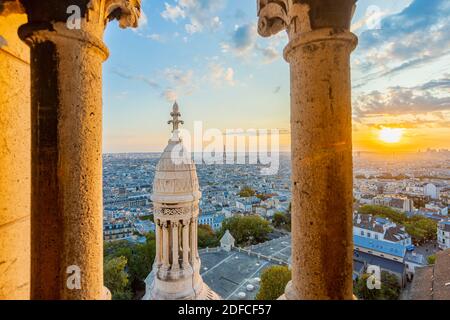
[378,128,404,143]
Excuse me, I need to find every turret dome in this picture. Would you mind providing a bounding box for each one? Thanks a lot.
[151,139,201,203]
[151,102,201,204]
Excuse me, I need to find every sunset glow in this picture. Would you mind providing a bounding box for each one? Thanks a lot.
[97,0,450,154]
[378,128,404,144]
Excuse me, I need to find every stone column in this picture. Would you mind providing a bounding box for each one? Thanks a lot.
[155,219,161,265]
[258,0,357,299]
[0,1,30,300]
[171,221,180,271]
[17,0,141,299]
[190,218,198,263]
[182,220,190,267]
[194,220,199,260]
[162,221,170,270]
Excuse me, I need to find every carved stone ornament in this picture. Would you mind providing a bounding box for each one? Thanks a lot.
[157,208,184,216]
[257,0,311,39]
[87,0,141,28]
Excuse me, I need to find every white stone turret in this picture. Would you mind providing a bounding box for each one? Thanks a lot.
[144,102,220,300]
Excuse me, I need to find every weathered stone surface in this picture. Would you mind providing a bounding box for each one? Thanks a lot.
[287,31,356,300]
[19,0,140,28]
[257,0,357,299]
[28,34,105,300]
[0,8,30,300]
[257,0,356,39]
[11,0,141,299]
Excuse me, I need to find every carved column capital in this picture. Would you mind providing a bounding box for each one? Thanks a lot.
[18,0,141,59]
[257,0,357,42]
[258,0,357,63]
[257,0,310,39]
[87,0,141,29]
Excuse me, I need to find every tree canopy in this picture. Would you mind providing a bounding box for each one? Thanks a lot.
[256,266,291,300]
[358,205,406,224]
[103,256,132,300]
[238,185,256,198]
[272,212,291,231]
[256,193,271,201]
[104,232,156,299]
[218,215,272,246]
[358,205,437,244]
[139,214,154,222]
[353,271,401,300]
[198,224,220,248]
[427,254,436,265]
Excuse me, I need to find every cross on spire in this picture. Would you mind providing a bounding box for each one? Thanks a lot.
[168,101,184,132]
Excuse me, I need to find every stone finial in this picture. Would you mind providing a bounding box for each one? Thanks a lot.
[168,101,184,132]
[257,0,357,40]
[88,0,141,28]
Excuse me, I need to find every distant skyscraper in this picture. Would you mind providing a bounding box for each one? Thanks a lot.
[143,102,220,300]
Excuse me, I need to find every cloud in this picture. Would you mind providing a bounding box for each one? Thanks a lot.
[134,31,164,42]
[351,5,387,33]
[136,9,148,30]
[419,78,450,90]
[161,0,225,34]
[163,89,178,102]
[162,62,236,97]
[185,22,202,34]
[111,60,236,104]
[230,24,257,55]
[146,33,163,41]
[161,2,186,22]
[111,67,195,103]
[132,9,165,42]
[256,44,279,64]
[162,67,197,101]
[208,63,235,86]
[224,67,235,86]
[164,68,194,86]
[353,0,450,87]
[211,16,222,30]
[111,68,160,89]
[221,24,282,63]
[353,76,450,128]
[354,89,450,117]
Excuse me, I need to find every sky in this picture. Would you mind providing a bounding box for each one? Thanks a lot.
[102,0,450,153]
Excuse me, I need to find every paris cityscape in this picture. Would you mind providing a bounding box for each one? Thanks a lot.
[102,147,450,300]
[1,0,450,307]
